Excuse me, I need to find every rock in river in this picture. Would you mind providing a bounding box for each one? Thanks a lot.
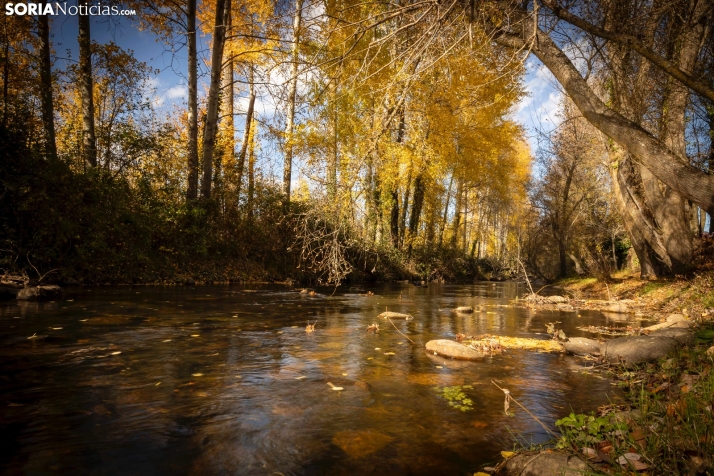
[547,295,567,303]
[452,306,474,313]
[648,327,695,346]
[602,335,678,367]
[425,340,485,360]
[498,452,588,476]
[379,311,412,319]
[564,337,601,356]
[16,285,64,301]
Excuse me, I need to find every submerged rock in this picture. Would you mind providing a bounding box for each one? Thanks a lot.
[425,339,485,360]
[602,335,678,367]
[452,306,474,313]
[564,337,601,356]
[379,311,412,319]
[603,302,629,313]
[16,285,63,301]
[498,452,588,476]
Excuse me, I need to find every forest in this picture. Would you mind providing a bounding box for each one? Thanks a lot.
[1,0,710,287]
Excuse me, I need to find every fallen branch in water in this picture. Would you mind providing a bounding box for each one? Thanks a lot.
[491,380,559,438]
[386,317,420,347]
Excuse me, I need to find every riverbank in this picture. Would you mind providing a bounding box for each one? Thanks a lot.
[489,272,714,475]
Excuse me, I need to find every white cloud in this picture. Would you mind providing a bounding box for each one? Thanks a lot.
[166,85,187,100]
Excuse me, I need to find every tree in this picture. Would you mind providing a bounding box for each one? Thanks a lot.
[77,4,97,168]
[37,1,57,161]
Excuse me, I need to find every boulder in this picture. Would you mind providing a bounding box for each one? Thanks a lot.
[564,337,601,356]
[602,335,678,367]
[649,328,695,346]
[379,311,412,320]
[547,295,567,303]
[453,306,474,313]
[16,285,63,301]
[498,452,588,476]
[425,340,485,360]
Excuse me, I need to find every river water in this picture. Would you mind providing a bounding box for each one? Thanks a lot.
[0,283,634,475]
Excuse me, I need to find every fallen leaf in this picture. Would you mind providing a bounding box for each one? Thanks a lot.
[384,352,395,356]
[52,327,63,330]
[436,366,443,369]
[295,376,306,380]
[192,373,203,377]
[155,382,161,386]
[162,339,172,342]
[111,351,121,355]
[191,335,200,338]
[501,451,515,458]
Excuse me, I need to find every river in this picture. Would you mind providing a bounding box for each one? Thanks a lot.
[0,282,632,475]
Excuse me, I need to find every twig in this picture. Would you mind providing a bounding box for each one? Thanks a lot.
[517,257,534,296]
[386,317,420,346]
[491,380,559,438]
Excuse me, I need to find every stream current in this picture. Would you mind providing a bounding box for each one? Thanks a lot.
[0,282,636,475]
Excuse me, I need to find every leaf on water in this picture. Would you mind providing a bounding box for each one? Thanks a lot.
[501,451,515,458]
[291,326,298,328]
[192,373,203,377]
[155,382,161,386]
[52,327,63,330]
[474,473,491,476]
[331,387,344,391]
[79,319,87,322]
[375,348,381,350]
[191,335,200,337]
[277,331,283,334]
[28,334,37,339]
[342,373,348,376]
[436,366,443,369]
[367,357,373,360]
[111,351,121,355]
[162,339,172,342]
[384,352,395,356]
[295,376,306,380]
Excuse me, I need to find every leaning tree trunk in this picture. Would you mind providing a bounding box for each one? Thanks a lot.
[200,0,230,199]
[37,3,57,161]
[186,0,199,201]
[78,3,96,168]
[492,2,714,216]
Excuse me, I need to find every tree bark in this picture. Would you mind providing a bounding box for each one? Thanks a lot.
[78,4,96,168]
[282,0,304,204]
[492,6,714,215]
[37,4,57,161]
[247,119,256,221]
[201,0,230,199]
[186,0,199,201]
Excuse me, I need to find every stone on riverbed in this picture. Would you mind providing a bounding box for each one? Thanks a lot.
[498,452,588,476]
[547,295,567,303]
[564,337,601,356]
[452,306,473,313]
[379,311,412,319]
[603,302,629,313]
[425,340,485,360]
[16,285,63,301]
[602,335,678,367]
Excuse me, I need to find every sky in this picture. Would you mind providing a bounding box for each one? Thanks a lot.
[47,6,561,167]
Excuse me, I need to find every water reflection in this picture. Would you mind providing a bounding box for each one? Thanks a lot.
[0,283,628,475]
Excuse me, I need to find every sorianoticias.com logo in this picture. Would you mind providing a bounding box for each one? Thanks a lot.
[5,2,136,16]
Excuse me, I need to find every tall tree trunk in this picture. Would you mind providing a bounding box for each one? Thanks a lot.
[247,119,256,221]
[408,173,425,235]
[78,4,96,168]
[390,189,400,248]
[186,0,199,201]
[282,0,304,204]
[451,179,464,247]
[2,16,8,128]
[236,63,255,202]
[37,4,57,161]
[439,174,454,246]
[201,0,230,199]
[327,79,338,203]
